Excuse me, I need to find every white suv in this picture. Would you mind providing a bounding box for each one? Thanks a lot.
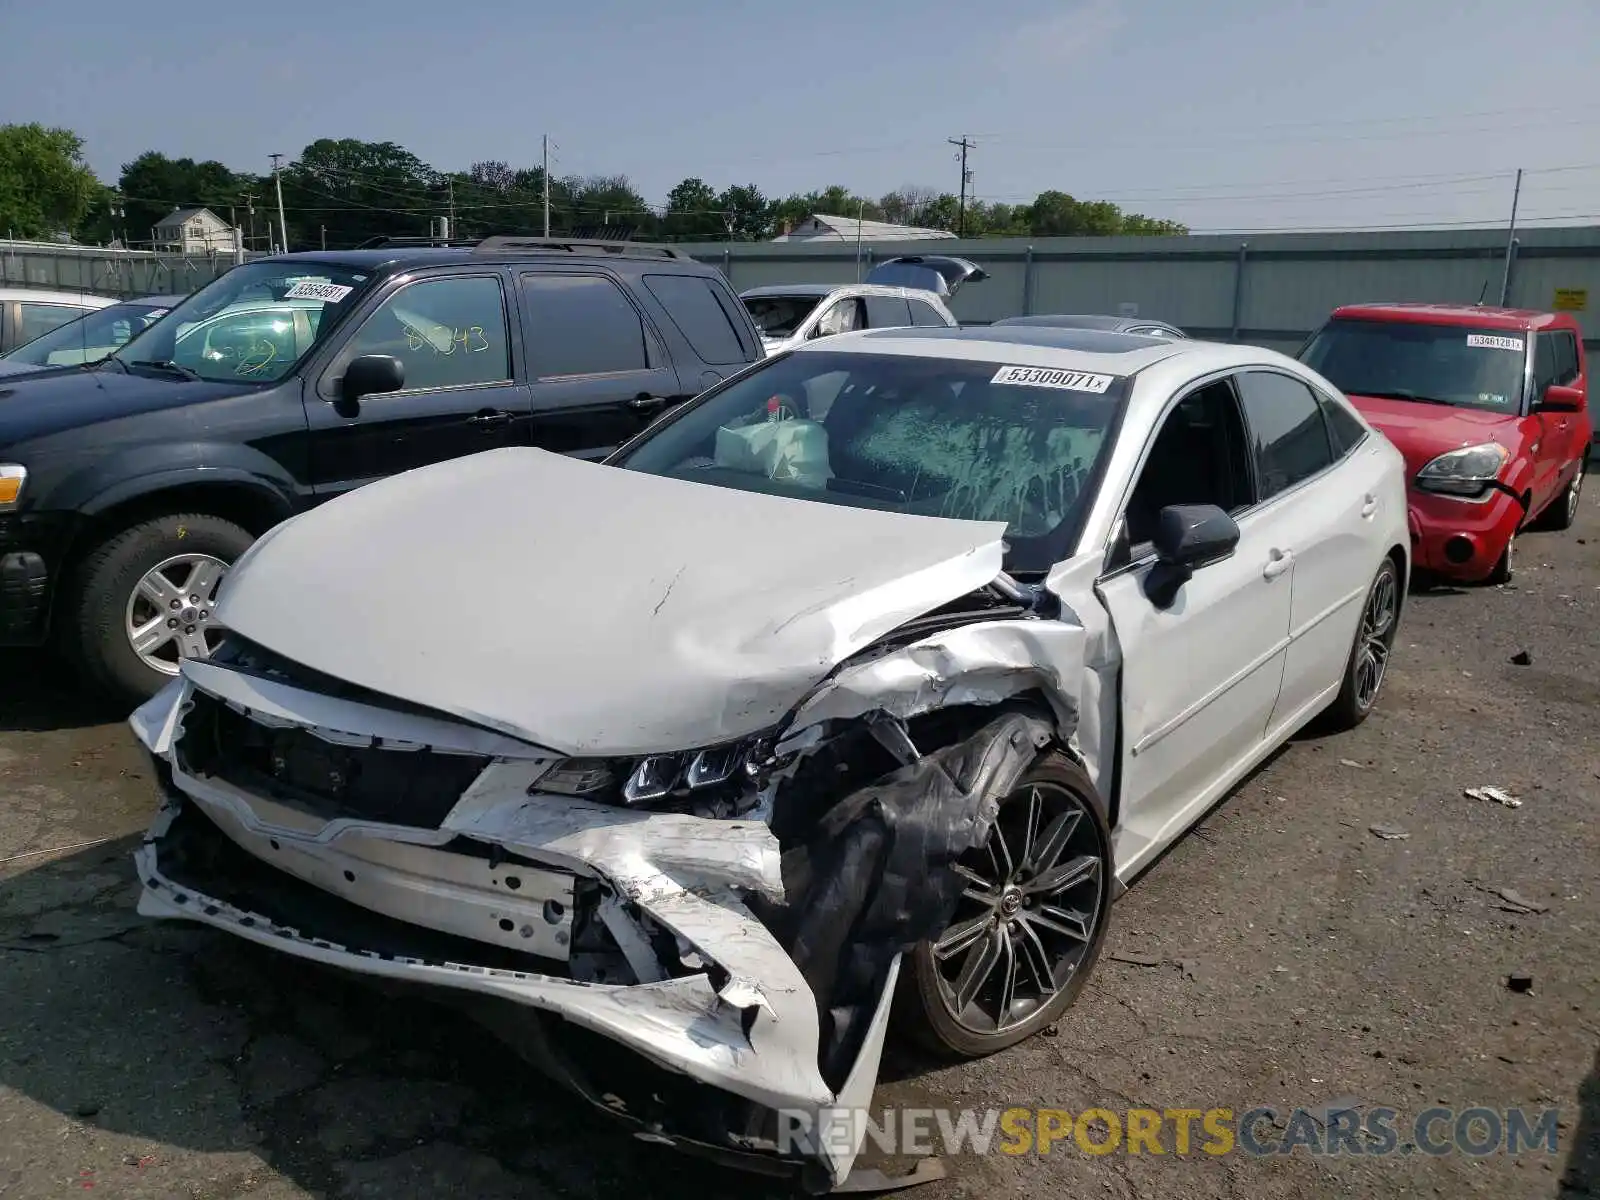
[741,255,985,355]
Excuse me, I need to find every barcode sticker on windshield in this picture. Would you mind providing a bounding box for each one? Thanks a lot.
[1466,333,1523,351]
[991,365,1116,393]
[283,280,353,303]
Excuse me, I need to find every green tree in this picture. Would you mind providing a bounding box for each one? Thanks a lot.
[281,138,438,249]
[714,184,770,240]
[116,151,256,244]
[663,177,720,240]
[0,124,100,240]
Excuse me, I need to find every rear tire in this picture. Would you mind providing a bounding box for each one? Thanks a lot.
[1320,556,1400,732]
[64,513,253,706]
[905,751,1112,1059]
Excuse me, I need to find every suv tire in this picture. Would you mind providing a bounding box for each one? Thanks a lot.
[64,513,254,705]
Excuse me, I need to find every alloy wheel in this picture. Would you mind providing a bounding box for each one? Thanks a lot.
[124,553,230,676]
[1353,566,1398,710]
[929,780,1106,1035]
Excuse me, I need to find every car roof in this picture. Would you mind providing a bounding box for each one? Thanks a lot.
[129,294,185,305]
[792,324,1199,373]
[1330,301,1573,331]
[738,283,942,301]
[0,287,116,307]
[262,246,723,277]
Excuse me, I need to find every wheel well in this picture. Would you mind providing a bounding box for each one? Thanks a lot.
[57,483,288,599]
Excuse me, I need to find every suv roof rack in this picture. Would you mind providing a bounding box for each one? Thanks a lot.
[471,236,690,259]
[354,235,481,249]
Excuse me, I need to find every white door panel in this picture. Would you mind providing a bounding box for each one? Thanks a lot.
[1097,509,1294,860]
[1268,442,1390,733]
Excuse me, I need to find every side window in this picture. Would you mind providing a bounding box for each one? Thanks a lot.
[1533,333,1559,394]
[337,276,511,392]
[17,303,82,345]
[1550,332,1581,386]
[1235,371,1336,499]
[908,299,948,327]
[814,298,864,338]
[863,295,912,329]
[1123,381,1254,550]
[521,273,650,377]
[1316,390,1369,457]
[642,273,749,365]
[175,306,306,378]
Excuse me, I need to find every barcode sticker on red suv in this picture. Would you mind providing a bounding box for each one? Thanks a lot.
[991,365,1116,393]
[1466,333,1523,351]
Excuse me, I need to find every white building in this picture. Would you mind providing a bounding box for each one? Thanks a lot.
[153,207,239,254]
[771,213,957,243]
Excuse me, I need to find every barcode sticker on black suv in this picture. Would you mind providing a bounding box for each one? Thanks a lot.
[991,364,1115,393]
[284,280,354,303]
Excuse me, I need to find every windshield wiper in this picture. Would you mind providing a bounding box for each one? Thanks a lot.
[129,359,200,381]
[1357,389,1452,406]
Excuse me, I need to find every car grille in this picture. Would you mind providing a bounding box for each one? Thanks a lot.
[175,689,489,829]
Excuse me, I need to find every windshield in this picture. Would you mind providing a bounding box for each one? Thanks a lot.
[1300,318,1529,414]
[113,261,369,384]
[744,295,823,340]
[2,300,172,367]
[615,350,1128,573]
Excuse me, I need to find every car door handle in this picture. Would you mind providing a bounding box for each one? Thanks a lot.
[1361,493,1378,519]
[1263,548,1294,580]
[469,409,514,429]
[628,393,668,410]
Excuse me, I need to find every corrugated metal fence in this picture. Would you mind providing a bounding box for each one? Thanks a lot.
[677,225,1600,356]
[0,240,248,300]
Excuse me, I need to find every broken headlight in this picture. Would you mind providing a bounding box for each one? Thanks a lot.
[1415,441,1509,497]
[534,739,761,807]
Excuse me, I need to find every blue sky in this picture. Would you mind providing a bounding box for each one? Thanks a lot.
[5,0,1599,231]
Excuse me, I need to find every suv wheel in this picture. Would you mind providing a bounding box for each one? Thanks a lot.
[65,513,253,704]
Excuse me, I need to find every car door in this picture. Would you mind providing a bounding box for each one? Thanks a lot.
[307,270,528,497]
[1527,331,1573,511]
[518,271,684,460]
[1095,375,1292,853]
[1539,328,1587,487]
[1232,369,1384,736]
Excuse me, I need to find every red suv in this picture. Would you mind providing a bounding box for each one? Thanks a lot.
[1299,303,1590,584]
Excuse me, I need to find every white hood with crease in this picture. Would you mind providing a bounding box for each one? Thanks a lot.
[216,448,1007,755]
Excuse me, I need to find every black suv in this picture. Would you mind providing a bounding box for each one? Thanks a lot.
[0,237,764,702]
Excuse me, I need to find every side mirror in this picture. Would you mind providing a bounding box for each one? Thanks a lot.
[1144,503,1240,607]
[1535,383,1584,413]
[335,354,404,418]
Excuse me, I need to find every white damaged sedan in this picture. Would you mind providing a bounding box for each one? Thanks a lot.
[130,325,1409,1189]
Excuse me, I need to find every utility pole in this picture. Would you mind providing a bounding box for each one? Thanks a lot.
[320,225,327,250]
[448,177,456,236]
[1498,167,1523,307]
[242,192,257,252]
[948,136,974,238]
[541,135,551,237]
[270,154,289,254]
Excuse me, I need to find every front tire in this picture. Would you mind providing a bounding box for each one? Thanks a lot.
[1321,556,1400,731]
[906,752,1113,1059]
[64,513,253,705]
[1528,456,1587,532]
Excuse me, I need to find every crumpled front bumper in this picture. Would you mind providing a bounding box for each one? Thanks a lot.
[128,662,938,1187]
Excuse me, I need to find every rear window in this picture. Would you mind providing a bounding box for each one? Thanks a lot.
[643,273,753,365]
[1299,318,1528,414]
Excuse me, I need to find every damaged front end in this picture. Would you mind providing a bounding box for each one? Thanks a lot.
[131,572,1098,1189]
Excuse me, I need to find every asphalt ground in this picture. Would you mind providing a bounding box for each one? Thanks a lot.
[2,474,1596,1199]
